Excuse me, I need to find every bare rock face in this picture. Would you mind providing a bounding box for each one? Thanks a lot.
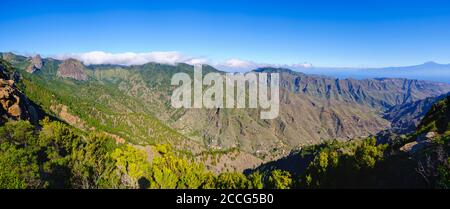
[0,61,36,123]
[0,79,22,117]
[26,55,43,73]
[0,81,36,123]
[417,131,438,142]
[1,52,15,62]
[400,130,438,154]
[57,58,88,81]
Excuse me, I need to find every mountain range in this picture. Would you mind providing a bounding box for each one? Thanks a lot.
[1,52,450,172]
[294,61,450,83]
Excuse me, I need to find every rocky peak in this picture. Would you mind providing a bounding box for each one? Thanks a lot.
[1,52,15,61]
[57,58,88,81]
[421,61,440,67]
[26,54,43,73]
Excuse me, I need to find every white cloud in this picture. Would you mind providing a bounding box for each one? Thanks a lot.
[51,51,312,72]
[214,59,313,72]
[291,62,313,68]
[212,59,260,72]
[54,51,207,66]
[185,58,210,65]
[223,59,256,68]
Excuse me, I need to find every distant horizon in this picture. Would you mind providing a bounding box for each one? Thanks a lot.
[3,50,449,69]
[3,51,450,83]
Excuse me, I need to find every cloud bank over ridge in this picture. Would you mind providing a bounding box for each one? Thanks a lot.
[48,51,450,83]
[54,51,208,66]
[52,51,312,72]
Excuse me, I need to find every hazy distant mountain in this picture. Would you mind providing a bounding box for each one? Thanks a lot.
[292,61,450,83]
[379,61,450,71]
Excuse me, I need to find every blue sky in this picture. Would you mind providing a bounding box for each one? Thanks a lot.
[1,0,450,68]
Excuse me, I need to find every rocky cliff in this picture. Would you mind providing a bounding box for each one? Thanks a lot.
[26,55,43,73]
[0,59,37,124]
[57,58,88,80]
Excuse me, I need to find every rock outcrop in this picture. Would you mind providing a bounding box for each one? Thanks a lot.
[57,58,88,81]
[26,55,43,73]
[0,59,37,123]
[0,79,26,118]
[400,131,436,154]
